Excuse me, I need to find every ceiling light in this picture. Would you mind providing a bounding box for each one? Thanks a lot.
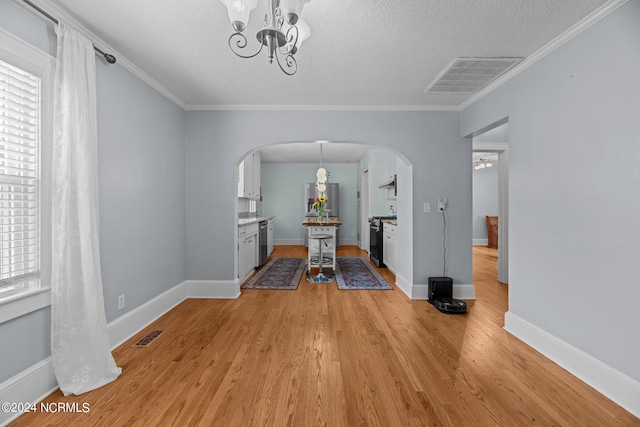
[219,0,311,75]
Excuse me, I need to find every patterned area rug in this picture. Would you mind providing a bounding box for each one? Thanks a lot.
[243,257,305,290]
[334,257,393,290]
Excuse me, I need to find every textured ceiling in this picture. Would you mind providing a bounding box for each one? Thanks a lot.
[34,0,612,109]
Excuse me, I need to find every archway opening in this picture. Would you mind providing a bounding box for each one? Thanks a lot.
[234,140,413,290]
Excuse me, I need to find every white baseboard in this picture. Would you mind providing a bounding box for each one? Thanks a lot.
[473,238,488,246]
[186,279,240,299]
[411,283,476,300]
[453,284,476,300]
[411,284,429,299]
[394,272,412,298]
[393,274,476,301]
[0,358,58,426]
[0,278,241,426]
[108,282,188,349]
[504,311,640,418]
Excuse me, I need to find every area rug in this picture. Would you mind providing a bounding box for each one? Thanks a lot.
[243,257,305,290]
[334,257,393,290]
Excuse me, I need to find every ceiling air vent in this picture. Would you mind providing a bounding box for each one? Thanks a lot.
[425,57,523,93]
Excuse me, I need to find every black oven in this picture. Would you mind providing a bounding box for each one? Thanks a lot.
[369,216,395,268]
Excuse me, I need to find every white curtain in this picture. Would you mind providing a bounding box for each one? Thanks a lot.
[51,23,121,396]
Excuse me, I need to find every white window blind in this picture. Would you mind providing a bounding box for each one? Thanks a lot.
[0,59,40,293]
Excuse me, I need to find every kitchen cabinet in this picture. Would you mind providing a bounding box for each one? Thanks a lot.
[383,222,397,274]
[267,219,274,256]
[253,151,261,200]
[238,151,261,200]
[238,223,259,282]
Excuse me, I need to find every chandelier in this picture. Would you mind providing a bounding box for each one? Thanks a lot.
[474,159,493,170]
[219,0,311,75]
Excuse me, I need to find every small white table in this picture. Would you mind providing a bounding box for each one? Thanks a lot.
[306,233,334,283]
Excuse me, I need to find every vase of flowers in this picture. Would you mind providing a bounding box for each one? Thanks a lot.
[313,195,327,222]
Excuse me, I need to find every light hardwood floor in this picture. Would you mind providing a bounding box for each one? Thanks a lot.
[11,246,638,426]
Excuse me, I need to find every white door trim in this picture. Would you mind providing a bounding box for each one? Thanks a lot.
[473,142,509,284]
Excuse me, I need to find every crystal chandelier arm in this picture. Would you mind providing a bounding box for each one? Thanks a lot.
[275,50,297,75]
[228,32,265,59]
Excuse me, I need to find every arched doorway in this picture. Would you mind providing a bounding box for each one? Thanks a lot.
[234,140,414,292]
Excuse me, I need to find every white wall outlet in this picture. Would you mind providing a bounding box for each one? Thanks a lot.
[118,294,125,310]
[423,202,430,213]
[438,198,447,212]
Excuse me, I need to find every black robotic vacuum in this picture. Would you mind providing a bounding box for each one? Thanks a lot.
[433,297,467,314]
[428,277,467,314]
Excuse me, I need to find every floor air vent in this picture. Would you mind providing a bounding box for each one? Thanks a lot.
[426,57,522,93]
[132,330,165,347]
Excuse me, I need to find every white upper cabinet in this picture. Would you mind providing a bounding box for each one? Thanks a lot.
[252,151,260,199]
[238,151,261,200]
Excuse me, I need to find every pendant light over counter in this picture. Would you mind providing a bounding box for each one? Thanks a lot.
[316,140,328,194]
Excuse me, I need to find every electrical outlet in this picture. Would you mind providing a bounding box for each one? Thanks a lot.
[118,294,125,310]
[423,202,430,213]
[438,198,447,212]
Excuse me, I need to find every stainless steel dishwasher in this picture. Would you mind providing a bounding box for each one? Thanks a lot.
[258,220,268,266]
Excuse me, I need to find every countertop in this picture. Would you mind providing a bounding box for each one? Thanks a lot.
[238,216,275,226]
[303,217,342,226]
[381,219,397,225]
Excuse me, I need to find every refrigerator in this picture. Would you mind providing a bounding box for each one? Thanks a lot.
[304,182,339,248]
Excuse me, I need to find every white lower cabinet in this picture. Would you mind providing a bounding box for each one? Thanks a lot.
[238,223,259,282]
[383,222,397,274]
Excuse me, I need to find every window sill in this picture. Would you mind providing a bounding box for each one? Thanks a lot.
[0,286,51,324]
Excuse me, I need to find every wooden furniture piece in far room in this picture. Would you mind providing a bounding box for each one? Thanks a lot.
[486,216,498,249]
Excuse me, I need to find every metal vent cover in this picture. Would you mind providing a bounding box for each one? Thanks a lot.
[426,57,523,93]
[132,330,165,347]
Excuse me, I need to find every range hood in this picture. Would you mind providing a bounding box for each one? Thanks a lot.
[379,175,396,189]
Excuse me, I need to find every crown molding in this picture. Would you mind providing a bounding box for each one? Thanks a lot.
[185,104,460,112]
[459,0,628,111]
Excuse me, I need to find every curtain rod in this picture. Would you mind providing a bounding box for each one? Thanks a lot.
[22,0,116,64]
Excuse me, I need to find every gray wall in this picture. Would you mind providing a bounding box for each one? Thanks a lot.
[97,57,186,323]
[472,166,499,240]
[261,163,359,243]
[185,111,472,287]
[0,1,186,383]
[461,0,640,382]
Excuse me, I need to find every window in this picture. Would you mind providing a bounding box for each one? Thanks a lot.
[0,59,40,296]
[0,31,52,323]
